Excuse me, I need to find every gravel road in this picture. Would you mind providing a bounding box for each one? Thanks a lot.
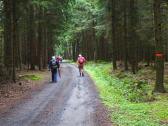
[0,64,111,126]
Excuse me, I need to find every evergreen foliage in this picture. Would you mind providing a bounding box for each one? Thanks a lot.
[0,0,168,92]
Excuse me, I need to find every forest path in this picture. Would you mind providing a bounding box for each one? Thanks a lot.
[0,63,111,126]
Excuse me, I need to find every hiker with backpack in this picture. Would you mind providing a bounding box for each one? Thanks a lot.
[49,56,60,82]
[77,54,86,77]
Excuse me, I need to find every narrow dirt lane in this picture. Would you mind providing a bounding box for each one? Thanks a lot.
[0,64,111,126]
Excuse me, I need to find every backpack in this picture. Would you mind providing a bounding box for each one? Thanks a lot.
[78,57,84,64]
[51,60,58,70]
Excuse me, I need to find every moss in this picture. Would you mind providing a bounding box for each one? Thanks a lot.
[21,74,42,81]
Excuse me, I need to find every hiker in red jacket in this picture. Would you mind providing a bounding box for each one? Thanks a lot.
[77,54,86,77]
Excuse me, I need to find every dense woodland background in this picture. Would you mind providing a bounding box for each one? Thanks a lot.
[0,0,168,93]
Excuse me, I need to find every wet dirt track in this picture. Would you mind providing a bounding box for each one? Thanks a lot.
[0,64,111,126]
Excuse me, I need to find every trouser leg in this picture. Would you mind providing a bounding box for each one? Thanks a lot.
[51,71,54,82]
[54,71,57,82]
[79,69,82,76]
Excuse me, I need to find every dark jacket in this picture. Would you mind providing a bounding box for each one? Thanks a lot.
[49,59,60,72]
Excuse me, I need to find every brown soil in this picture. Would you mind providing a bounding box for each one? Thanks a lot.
[0,70,50,114]
[95,103,113,126]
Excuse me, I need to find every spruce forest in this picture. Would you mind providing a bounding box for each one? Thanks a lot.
[0,0,168,126]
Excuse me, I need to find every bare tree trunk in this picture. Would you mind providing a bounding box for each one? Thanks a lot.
[4,0,16,81]
[154,0,166,93]
[129,0,138,74]
[28,4,36,70]
[111,0,117,70]
[38,7,43,70]
[123,0,128,71]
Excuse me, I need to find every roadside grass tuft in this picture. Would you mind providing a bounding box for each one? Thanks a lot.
[85,62,168,126]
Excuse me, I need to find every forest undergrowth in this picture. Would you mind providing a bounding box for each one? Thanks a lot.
[86,62,168,126]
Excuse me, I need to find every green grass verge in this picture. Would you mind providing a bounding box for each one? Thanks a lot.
[85,62,168,126]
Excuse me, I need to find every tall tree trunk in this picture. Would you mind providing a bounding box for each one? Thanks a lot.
[28,4,36,70]
[43,25,48,69]
[129,0,138,74]
[4,0,16,81]
[123,0,128,71]
[38,7,43,70]
[111,0,117,70]
[154,0,166,93]
[11,0,16,82]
